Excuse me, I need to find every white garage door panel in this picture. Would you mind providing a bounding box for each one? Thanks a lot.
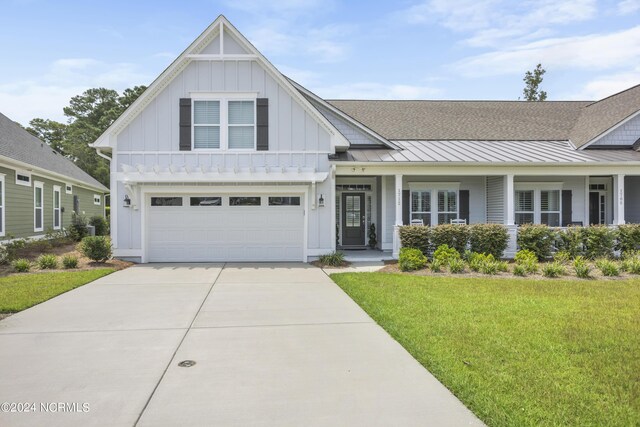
[147,199,304,262]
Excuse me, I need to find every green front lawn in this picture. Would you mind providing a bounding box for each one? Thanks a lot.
[0,269,114,313]
[332,273,640,427]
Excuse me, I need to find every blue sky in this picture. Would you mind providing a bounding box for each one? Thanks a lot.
[1,0,639,125]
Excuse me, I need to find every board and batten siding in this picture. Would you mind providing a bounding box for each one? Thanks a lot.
[591,113,640,146]
[115,60,332,154]
[0,165,104,240]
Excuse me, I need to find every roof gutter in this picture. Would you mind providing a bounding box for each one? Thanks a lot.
[95,147,112,162]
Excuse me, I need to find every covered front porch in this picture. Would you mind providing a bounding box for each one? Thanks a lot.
[334,167,640,258]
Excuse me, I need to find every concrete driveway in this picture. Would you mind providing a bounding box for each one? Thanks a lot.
[0,264,482,427]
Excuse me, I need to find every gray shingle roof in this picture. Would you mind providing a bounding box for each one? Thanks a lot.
[327,100,590,142]
[570,84,640,148]
[0,113,108,191]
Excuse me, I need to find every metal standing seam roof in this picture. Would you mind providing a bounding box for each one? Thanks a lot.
[334,140,640,163]
[0,113,108,191]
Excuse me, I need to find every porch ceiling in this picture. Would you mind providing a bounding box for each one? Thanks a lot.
[333,140,640,164]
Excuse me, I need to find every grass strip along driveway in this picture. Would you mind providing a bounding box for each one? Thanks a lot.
[331,273,640,427]
[0,269,114,314]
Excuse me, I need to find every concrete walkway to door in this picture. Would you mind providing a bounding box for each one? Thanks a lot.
[0,263,482,427]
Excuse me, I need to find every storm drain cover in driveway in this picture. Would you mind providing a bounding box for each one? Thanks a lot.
[178,360,196,367]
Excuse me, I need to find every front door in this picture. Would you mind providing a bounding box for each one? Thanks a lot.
[589,192,605,225]
[342,193,365,246]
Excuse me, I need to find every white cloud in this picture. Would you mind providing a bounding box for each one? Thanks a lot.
[567,67,640,99]
[453,26,640,77]
[618,0,640,14]
[398,0,597,47]
[0,58,151,125]
[312,82,443,99]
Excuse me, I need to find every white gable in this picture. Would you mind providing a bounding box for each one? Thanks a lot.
[92,16,349,152]
[590,111,640,146]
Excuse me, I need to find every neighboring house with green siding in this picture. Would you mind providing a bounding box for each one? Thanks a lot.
[0,112,108,240]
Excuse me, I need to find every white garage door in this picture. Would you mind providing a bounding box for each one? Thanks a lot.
[146,195,304,262]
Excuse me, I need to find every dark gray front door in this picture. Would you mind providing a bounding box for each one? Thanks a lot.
[342,193,365,246]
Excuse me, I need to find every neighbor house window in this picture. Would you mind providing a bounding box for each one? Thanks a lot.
[0,174,5,237]
[34,181,44,232]
[16,170,31,187]
[53,185,61,230]
[193,96,255,150]
[65,184,73,194]
[515,185,562,226]
[410,184,459,226]
[93,194,101,205]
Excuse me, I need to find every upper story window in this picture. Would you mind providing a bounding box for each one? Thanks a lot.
[16,170,31,187]
[192,96,256,150]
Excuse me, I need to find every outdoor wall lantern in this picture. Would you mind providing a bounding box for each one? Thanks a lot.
[123,194,131,208]
[318,194,325,207]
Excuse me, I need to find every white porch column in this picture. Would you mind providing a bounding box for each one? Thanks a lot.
[503,174,517,258]
[584,176,590,227]
[504,174,515,225]
[393,174,403,258]
[395,174,403,226]
[613,174,626,225]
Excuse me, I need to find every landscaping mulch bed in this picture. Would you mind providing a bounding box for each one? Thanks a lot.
[0,242,132,277]
[380,260,640,280]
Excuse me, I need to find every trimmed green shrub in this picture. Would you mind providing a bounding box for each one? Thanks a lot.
[553,250,572,264]
[583,225,617,259]
[542,262,566,278]
[514,249,538,274]
[77,236,112,262]
[448,257,466,273]
[89,216,109,236]
[595,258,620,276]
[430,224,469,255]
[556,226,584,258]
[513,264,527,276]
[617,224,640,253]
[399,225,431,255]
[573,256,591,279]
[517,224,555,260]
[37,254,58,269]
[318,251,346,267]
[433,244,461,265]
[62,255,79,269]
[68,214,89,242]
[398,247,427,272]
[468,224,509,258]
[12,258,31,273]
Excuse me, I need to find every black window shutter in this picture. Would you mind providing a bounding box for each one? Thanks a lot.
[402,190,410,225]
[562,190,572,226]
[459,190,470,224]
[256,98,269,151]
[179,98,192,151]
